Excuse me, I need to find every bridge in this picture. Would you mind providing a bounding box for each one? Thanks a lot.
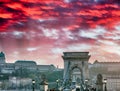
[62,52,90,91]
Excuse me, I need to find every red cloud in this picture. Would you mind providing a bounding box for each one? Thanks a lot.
[6,2,23,9]
[0,0,120,31]
[1,0,120,67]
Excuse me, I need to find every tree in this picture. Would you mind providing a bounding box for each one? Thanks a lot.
[40,70,63,82]
[12,68,31,78]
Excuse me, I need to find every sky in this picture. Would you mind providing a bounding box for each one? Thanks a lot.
[0,0,120,68]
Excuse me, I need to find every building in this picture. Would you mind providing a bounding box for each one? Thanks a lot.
[89,60,120,91]
[0,59,58,74]
[37,64,57,72]
[0,63,15,74]
[15,60,37,71]
[0,52,14,74]
[0,52,6,63]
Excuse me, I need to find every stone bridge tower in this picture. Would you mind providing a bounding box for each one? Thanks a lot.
[62,52,90,85]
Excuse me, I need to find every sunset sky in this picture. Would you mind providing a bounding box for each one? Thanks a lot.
[0,0,120,68]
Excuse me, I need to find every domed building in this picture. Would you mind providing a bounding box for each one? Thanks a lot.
[0,52,6,63]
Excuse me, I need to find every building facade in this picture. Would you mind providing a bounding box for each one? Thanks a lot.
[15,60,37,71]
[0,60,57,74]
[37,64,56,72]
[0,63,15,74]
[89,60,120,91]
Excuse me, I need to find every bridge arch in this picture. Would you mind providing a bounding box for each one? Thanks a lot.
[62,52,90,85]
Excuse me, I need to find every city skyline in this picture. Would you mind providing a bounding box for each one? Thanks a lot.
[0,0,120,68]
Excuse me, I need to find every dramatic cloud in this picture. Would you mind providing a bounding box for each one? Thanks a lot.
[0,0,120,67]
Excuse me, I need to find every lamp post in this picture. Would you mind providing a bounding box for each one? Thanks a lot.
[56,79,59,90]
[104,79,107,91]
[84,79,88,91]
[32,80,35,91]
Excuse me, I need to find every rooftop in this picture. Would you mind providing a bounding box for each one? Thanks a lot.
[63,52,89,56]
[15,60,36,65]
[94,60,120,64]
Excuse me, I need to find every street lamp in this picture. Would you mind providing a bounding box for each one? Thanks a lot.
[32,80,35,91]
[84,79,88,91]
[85,79,88,84]
[56,79,59,90]
[104,79,107,91]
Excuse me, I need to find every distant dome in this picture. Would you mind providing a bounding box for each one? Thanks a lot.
[0,52,5,57]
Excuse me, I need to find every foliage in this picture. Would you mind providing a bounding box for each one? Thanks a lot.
[40,70,63,82]
[0,73,9,80]
[12,67,36,78]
